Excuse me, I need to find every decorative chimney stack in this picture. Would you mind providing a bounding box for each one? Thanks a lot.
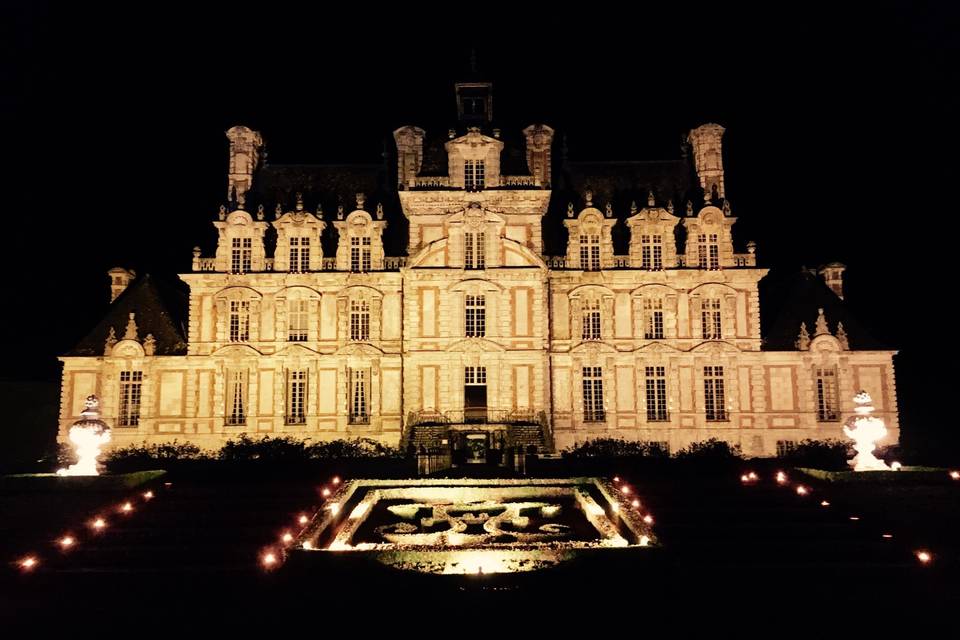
[107,267,136,303]
[819,262,847,300]
[523,124,554,187]
[225,125,264,207]
[393,126,425,188]
[687,123,726,201]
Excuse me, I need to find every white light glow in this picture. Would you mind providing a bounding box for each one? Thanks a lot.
[843,391,891,471]
[891,461,902,471]
[302,540,313,550]
[950,471,959,480]
[776,471,787,484]
[59,536,74,548]
[796,486,809,496]
[639,536,650,547]
[328,503,340,515]
[849,516,860,521]
[281,532,293,544]
[332,477,341,485]
[631,499,640,508]
[748,472,758,480]
[621,486,631,495]
[882,534,893,539]
[322,488,331,497]
[143,491,154,500]
[298,514,309,525]
[91,518,106,530]
[20,556,37,570]
[643,515,654,524]
[613,476,620,483]
[262,552,277,567]
[821,500,830,507]
[56,396,111,477]
[121,502,133,513]
[916,551,931,564]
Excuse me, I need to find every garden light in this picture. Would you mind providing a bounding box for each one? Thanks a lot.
[776,471,787,484]
[882,534,893,539]
[950,471,959,480]
[332,477,341,485]
[613,476,620,483]
[302,541,313,550]
[849,516,860,521]
[92,518,106,530]
[281,532,293,544]
[121,502,133,513]
[59,536,75,548]
[298,514,309,525]
[261,552,277,567]
[643,515,654,524]
[796,486,809,496]
[143,491,154,500]
[19,556,38,571]
[631,499,640,508]
[748,472,758,480]
[916,551,931,564]
[322,488,331,497]
[820,500,830,507]
[621,486,631,495]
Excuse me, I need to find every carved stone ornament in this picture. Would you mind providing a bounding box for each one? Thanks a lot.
[143,333,156,356]
[123,312,138,341]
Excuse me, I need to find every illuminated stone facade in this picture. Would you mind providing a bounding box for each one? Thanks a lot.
[58,80,899,456]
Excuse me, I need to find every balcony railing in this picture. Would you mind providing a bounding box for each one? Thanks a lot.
[413,176,453,188]
[733,253,756,267]
[408,409,540,426]
[500,175,538,187]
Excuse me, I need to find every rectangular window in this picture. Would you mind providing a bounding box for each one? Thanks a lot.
[776,440,797,457]
[582,299,601,341]
[230,238,252,274]
[349,369,369,424]
[289,236,310,272]
[580,235,601,271]
[465,294,486,337]
[702,298,722,340]
[350,299,370,341]
[816,367,840,421]
[645,366,668,421]
[644,298,664,339]
[286,369,307,425]
[226,369,246,426]
[229,300,250,342]
[465,231,485,269]
[118,370,142,427]
[641,235,663,270]
[350,236,371,272]
[698,233,719,270]
[288,299,309,342]
[465,366,487,385]
[582,366,605,422]
[464,159,485,190]
[704,365,727,421]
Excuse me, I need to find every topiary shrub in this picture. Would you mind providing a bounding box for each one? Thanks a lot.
[309,437,403,460]
[675,438,742,463]
[104,440,207,473]
[562,438,671,460]
[218,434,313,463]
[781,439,851,470]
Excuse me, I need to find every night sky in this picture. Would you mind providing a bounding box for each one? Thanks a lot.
[3,5,956,454]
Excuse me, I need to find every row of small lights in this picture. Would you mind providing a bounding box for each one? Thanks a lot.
[740,468,959,566]
[612,476,656,540]
[260,476,341,570]
[15,481,172,573]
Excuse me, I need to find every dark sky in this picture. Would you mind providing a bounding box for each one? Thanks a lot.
[3,4,956,448]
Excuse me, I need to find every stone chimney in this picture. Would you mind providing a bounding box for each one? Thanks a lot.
[393,126,425,188]
[225,125,264,207]
[523,124,554,187]
[819,262,847,300]
[108,267,136,303]
[687,123,726,201]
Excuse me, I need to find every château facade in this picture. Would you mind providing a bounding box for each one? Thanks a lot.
[58,78,899,457]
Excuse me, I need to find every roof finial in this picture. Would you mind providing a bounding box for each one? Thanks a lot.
[584,190,593,207]
[316,202,323,219]
[104,327,117,356]
[295,192,304,211]
[123,312,138,341]
[667,199,674,214]
[836,322,849,350]
[218,205,226,221]
[376,202,384,220]
[567,203,574,218]
[647,190,656,207]
[815,308,829,336]
[722,199,731,215]
[143,333,156,356]
[337,204,344,220]
[795,322,810,350]
[256,204,265,221]
[605,203,613,218]
[686,200,693,215]
[275,203,282,219]
[356,192,366,210]
[630,201,638,215]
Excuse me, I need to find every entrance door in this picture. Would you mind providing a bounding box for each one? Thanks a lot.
[464,366,487,422]
[465,433,488,464]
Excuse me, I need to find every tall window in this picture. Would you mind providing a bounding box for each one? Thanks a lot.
[582,299,601,341]
[231,237,252,274]
[349,369,369,424]
[226,369,246,426]
[289,237,310,272]
[350,236,371,273]
[465,294,486,337]
[288,299,309,342]
[118,370,142,427]
[704,365,727,421]
[350,299,370,341]
[644,298,664,339]
[702,298,722,340]
[641,235,663,270]
[697,233,719,270]
[464,231,485,269]
[645,366,668,421]
[582,366,605,422]
[464,159,485,190]
[286,369,307,425]
[229,300,250,342]
[580,234,601,271]
[816,367,840,421]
